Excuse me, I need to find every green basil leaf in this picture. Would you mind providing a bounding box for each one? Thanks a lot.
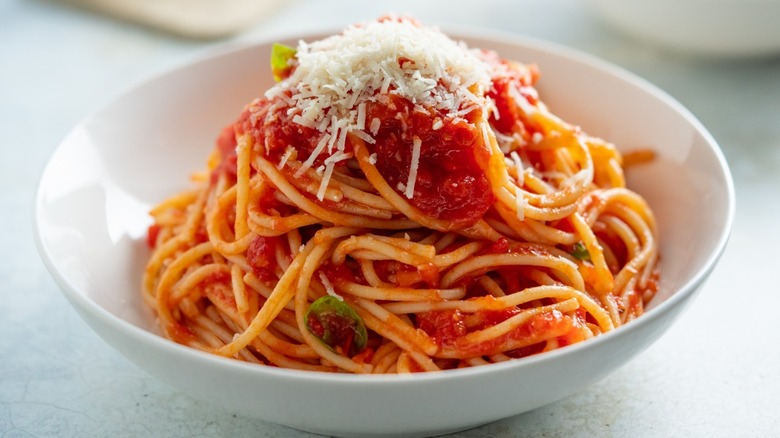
[305,296,367,355]
[571,242,591,261]
[270,42,297,82]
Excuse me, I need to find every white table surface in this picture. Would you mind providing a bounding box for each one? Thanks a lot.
[3,0,779,436]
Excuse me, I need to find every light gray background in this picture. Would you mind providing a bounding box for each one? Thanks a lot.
[2,0,779,436]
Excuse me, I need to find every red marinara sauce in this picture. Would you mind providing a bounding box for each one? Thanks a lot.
[480,52,540,137]
[246,235,280,282]
[210,124,238,183]
[365,95,494,227]
[236,92,495,229]
[236,95,327,169]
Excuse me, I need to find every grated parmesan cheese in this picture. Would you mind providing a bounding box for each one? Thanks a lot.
[317,163,336,201]
[405,136,422,199]
[318,272,342,299]
[508,83,536,116]
[292,114,316,128]
[297,133,331,176]
[369,117,381,135]
[356,102,367,130]
[317,151,353,200]
[277,146,296,170]
[509,151,524,183]
[265,18,491,199]
[566,166,594,189]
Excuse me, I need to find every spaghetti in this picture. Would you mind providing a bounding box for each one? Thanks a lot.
[143,17,659,374]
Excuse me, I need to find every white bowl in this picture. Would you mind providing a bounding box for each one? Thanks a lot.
[585,0,780,57]
[34,30,734,438]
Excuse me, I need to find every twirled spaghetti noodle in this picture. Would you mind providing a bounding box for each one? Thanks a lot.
[143,17,659,374]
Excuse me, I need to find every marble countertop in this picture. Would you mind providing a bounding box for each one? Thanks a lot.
[3,0,779,436]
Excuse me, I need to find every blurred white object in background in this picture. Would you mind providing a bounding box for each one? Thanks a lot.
[60,0,287,38]
[585,0,780,58]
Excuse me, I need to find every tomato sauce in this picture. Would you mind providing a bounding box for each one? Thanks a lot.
[418,305,578,359]
[365,95,493,227]
[318,260,365,286]
[167,321,197,344]
[146,224,161,248]
[417,309,467,346]
[237,90,495,228]
[474,307,522,329]
[236,96,329,170]
[481,53,540,137]
[373,260,439,288]
[202,271,237,311]
[211,124,238,183]
[246,236,279,282]
[455,309,573,357]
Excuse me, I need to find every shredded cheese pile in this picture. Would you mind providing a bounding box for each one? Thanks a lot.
[264,18,492,200]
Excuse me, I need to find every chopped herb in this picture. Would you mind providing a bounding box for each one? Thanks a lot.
[571,242,591,261]
[305,296,367,355]
[270,42,297,82]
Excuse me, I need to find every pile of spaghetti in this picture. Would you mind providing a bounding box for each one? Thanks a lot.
[143,17,659,374]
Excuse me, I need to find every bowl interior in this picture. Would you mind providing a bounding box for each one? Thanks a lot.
[34,30,733,436]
